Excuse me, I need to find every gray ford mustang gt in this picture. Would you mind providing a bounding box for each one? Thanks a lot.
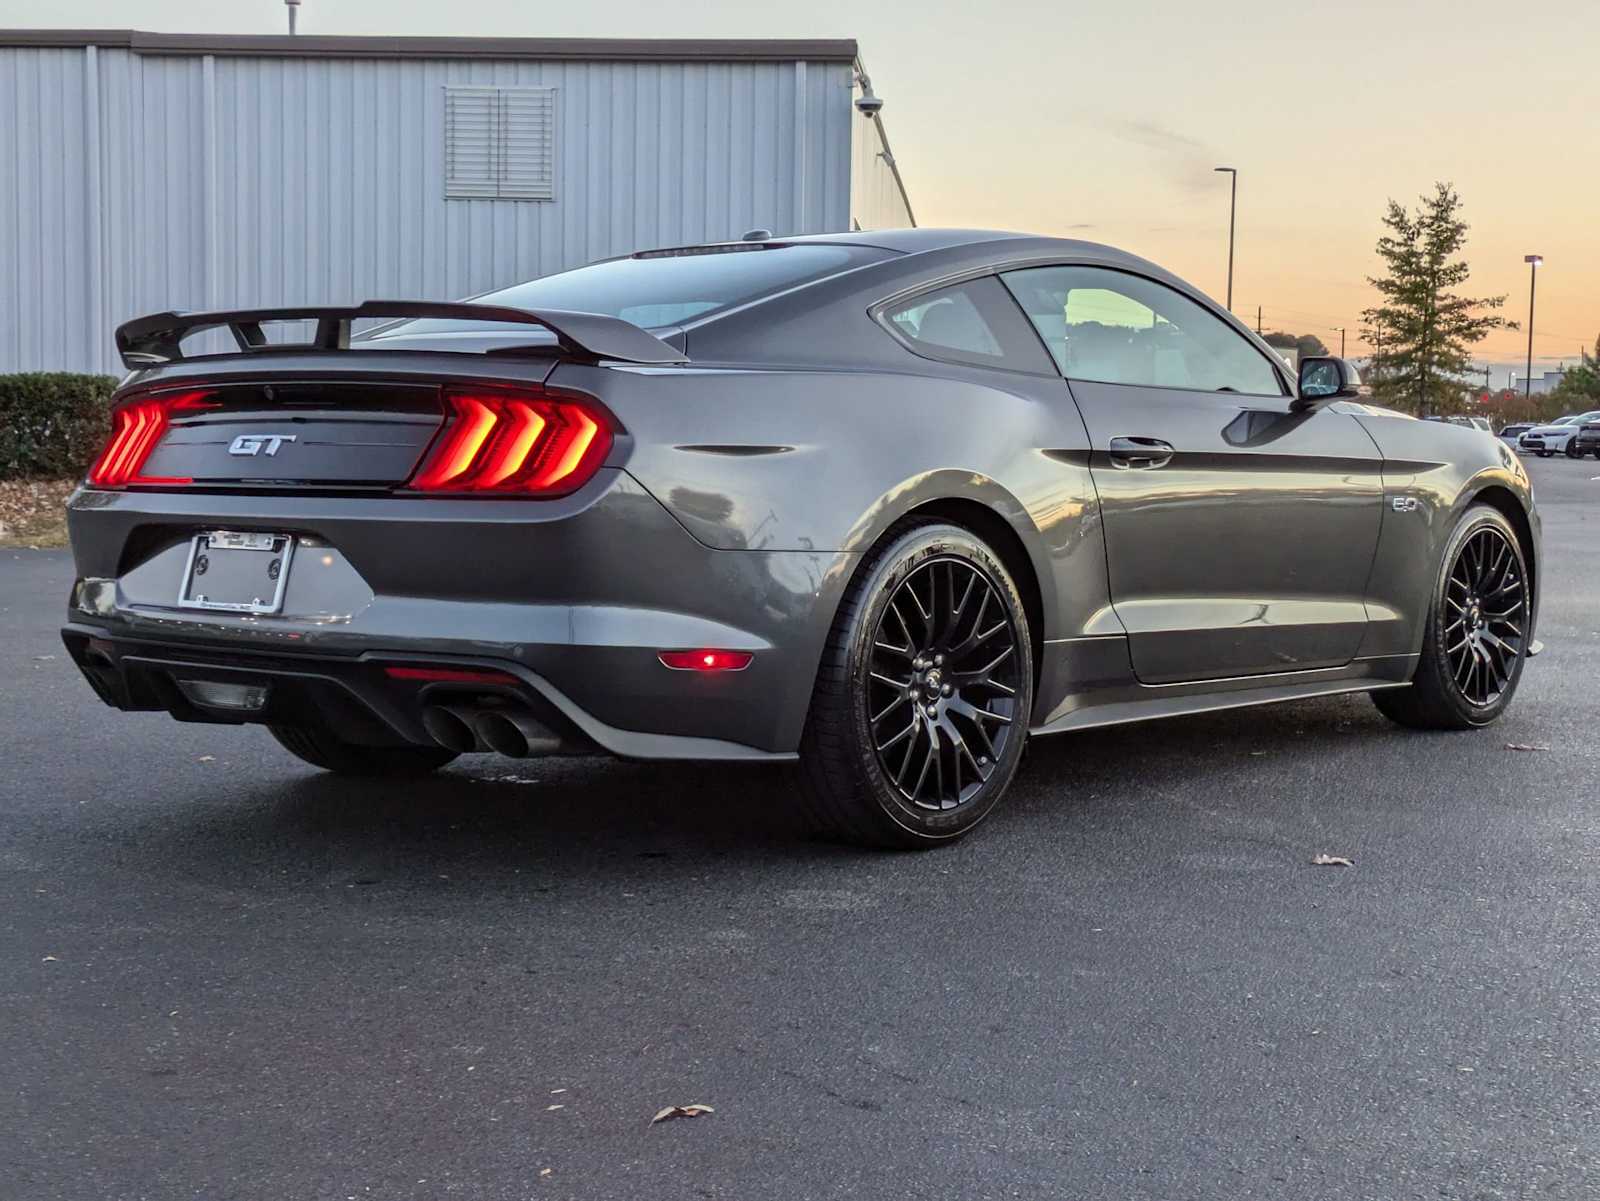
[62,228,1541,848]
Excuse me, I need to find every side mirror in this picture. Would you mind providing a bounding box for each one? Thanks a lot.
[1295,356,1367,408]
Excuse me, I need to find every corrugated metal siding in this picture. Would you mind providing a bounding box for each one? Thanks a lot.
[0,46,858,374]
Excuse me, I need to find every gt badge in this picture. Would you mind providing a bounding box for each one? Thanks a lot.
[228,433,298,457]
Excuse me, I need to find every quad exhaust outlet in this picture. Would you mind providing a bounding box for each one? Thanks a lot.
[421,702,564,758]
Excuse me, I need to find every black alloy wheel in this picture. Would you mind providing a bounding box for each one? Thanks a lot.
[798,521,1034,848]
[1442,525,1526,707]
[866,557,1023,811]
[1373,504,1529,730]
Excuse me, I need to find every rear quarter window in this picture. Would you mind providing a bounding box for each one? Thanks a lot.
[879,276,1055,375]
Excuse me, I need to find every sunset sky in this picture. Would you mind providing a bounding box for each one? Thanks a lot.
[8,0,1596,385]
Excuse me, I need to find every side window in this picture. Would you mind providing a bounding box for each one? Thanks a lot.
[1000,266,1285,396]
[881,276,1054,374]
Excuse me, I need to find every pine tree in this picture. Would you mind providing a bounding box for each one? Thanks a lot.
[1360,183,1514,416]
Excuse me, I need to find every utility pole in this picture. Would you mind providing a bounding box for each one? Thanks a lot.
[1256,305,1262,335]
[1336,327,1346,357]
[1214,167,1237,311]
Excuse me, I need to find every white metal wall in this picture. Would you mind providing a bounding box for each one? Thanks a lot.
[0,45,860,375]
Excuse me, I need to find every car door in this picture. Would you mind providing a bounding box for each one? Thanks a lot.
[1000,264,1384,685]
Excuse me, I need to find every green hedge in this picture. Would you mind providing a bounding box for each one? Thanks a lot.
[0,373,121,480]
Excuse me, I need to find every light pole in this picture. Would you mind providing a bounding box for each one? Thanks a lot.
[1336,327,1346,357]
[1523,254,1542,402]
[1214,167,1237,310]
[285,0,301,34]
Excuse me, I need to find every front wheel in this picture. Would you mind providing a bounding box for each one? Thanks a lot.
[270,725,459,776]
[798,521,1034,849]
[1373,504,1530,730]
[1565,440,1583,459]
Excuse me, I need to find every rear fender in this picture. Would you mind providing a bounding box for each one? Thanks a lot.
[550,362,1112,646]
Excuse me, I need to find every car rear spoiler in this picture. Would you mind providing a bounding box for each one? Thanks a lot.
[113,301,689,369]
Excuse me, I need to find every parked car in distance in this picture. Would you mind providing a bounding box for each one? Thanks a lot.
[60,229,1544,848]
[1574,416,1600,458]
[1520,411,1600,458]
[1498,422,1536,445]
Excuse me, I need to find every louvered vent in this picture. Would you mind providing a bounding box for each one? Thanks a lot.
[444,86,556,201]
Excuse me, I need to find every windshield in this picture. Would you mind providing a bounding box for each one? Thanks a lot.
[380,244,889,336]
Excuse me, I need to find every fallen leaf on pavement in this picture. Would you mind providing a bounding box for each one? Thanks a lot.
[1310,853,1354,867]
[1504,743,1550,752]
[651,1103,714,1125]
[196,755,215,763]
[545,1104,564,1111]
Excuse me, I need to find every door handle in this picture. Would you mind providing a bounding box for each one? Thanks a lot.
[1107,436,1175,470]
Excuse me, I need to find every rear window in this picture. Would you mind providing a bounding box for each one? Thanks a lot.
[384,244,888,335]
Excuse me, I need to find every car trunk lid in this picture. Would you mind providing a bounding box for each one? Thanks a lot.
[135,381,447,489]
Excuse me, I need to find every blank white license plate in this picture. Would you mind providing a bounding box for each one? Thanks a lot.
[178,531,295,615]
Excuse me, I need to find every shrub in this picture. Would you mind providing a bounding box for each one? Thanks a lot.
[0,373,121,480]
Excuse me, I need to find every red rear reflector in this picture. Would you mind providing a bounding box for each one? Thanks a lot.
[384,666,522,685]
[658,650,754,672]
[88,390,216,487]
[407,388,614,496]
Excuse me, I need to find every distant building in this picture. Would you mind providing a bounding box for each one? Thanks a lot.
[0,28,915,374]
[1509,369,1567,396]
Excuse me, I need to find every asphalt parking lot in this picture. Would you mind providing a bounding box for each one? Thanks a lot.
[3,457,1597,1201]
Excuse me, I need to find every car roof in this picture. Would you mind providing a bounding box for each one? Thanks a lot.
[767,227,1160,271]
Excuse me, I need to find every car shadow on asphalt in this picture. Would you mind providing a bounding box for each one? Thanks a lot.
[101,693,1411,893]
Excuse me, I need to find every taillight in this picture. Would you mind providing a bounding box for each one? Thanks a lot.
[408,388,613,496]
[88,390,217,487]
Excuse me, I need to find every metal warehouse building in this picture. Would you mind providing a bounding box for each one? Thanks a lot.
[0,29,915,375]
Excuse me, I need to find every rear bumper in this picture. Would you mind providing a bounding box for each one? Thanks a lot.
[60,625,794,761]
[61,471,855,758]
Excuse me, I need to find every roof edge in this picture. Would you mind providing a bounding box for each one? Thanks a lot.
[0,29,860,62]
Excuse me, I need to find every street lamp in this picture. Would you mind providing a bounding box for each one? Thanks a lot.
[285,0,301,34]
[1214,167,1237,311]
[1524,254,1542,401]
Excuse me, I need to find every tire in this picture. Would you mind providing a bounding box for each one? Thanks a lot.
[1372,504,1530,730]
[797,520,1034,849]
[1564,440,1582,459]
[269,725,459,776]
